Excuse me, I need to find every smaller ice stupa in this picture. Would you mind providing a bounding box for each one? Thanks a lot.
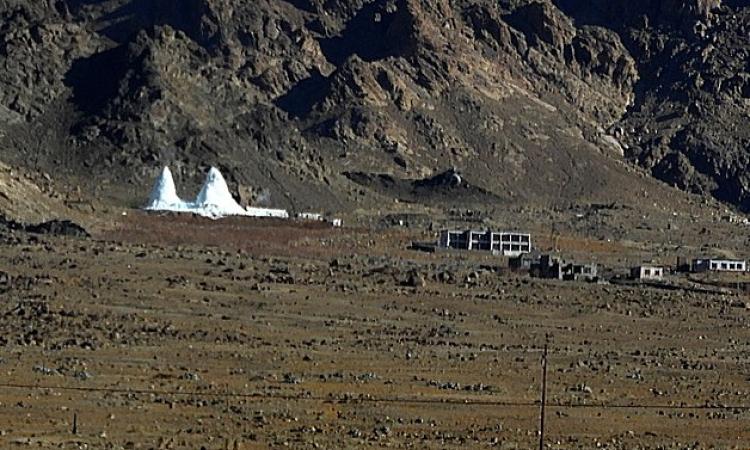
[145,166,189,211]
[192,166,250,217]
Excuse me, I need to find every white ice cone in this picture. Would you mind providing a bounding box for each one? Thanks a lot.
[145,166,188,210]
[192,166,249,217]
[143,165,289,219]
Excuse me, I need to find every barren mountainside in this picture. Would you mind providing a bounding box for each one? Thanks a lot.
[0,0,748,213]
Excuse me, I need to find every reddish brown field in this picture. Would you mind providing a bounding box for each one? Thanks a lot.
[0,212,748,449]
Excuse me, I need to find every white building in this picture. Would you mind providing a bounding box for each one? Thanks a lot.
[630,265,664,281]
[691,258,747,273]
[492,232,532,256]
[439,230,531,257]
[296,212,324,221]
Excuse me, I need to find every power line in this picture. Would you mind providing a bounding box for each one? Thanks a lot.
[538,338,549,450]
[2,382,749,411]
[0,382,534,407]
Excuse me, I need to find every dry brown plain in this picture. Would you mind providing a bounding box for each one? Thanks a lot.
[0,212,748,449]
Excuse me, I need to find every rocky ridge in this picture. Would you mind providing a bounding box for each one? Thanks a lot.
[0,0,748,214]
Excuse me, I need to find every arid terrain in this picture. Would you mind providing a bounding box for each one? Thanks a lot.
[0,206,748,450]
[2,1,750,448]
[3,0,750,212]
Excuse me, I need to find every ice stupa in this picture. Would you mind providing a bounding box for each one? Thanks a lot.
[145,166,190,211]
[144,165,290,218]
[191,166,250,217]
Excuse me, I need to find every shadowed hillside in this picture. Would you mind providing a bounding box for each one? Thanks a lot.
[0,0,748,214]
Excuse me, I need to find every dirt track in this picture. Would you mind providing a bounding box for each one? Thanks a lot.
[0,213,748,449]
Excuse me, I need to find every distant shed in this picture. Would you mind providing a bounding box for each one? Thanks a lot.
[630,265,664,281]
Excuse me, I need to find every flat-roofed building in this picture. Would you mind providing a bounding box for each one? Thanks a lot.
[491,232,531,257]
[692,258,746,273]
[438,230,531,257]
[568,263,598,282]
[439,230,469,249]
[631,265,664,281]
[528,254,598,282]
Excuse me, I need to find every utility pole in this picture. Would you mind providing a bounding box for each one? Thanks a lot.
[538,336,549,450]
[736,270,741,297]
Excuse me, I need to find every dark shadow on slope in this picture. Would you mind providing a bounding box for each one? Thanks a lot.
[279,0,318,14]
[553,0,710,30]
[62,0,104,14]
[26,219,90,238]
[344,169,503,206]
[553,0,703,105]
[78,0,221,49]
[275,70,329,118]
[65,45,130,116]
[319,0,416,66]
[0,216,90,238]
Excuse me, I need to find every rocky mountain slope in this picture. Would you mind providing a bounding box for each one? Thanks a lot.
[0,0,748,213]
[0,161,78,223]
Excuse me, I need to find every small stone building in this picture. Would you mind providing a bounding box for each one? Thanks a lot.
[530,255,598,282]
[630,265,664,281]
[568,263,598,282]
[509,252,539,271]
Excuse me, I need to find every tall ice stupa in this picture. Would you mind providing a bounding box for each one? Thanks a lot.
[145,166,190,211]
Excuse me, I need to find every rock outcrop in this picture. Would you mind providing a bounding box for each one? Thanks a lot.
[0,0,748,211]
